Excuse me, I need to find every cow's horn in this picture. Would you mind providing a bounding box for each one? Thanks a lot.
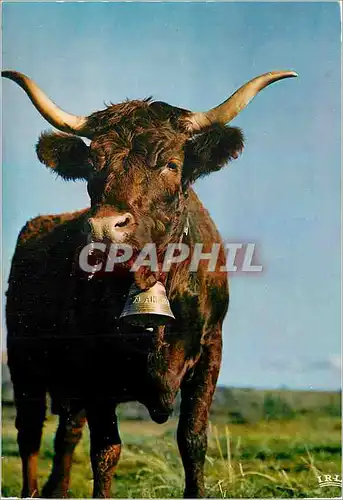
[2,70,92,137]
[188,70,298,131]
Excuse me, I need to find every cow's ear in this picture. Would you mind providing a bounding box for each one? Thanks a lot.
[183,126,244,184]
[36,131,91,180]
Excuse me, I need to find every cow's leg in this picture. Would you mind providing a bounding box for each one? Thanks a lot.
[42,406,86,498]
[177,334,222,498]
[14,388,46,498]
[86,401,121,498]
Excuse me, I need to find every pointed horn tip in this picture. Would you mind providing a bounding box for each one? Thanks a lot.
[272,70,298,78]
[2,70,25,82]
[284,70,298,78]
[2,70,18,76]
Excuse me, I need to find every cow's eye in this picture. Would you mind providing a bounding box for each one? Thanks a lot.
[167,161,178,171]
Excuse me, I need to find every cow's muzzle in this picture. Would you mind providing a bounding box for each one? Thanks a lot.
[86,213,135,243]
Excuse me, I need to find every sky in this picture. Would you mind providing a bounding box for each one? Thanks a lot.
[2,2,341,390]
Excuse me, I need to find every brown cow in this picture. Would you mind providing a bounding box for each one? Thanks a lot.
[3,69,296,498]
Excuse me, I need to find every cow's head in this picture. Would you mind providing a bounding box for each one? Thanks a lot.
[2,70,296,286]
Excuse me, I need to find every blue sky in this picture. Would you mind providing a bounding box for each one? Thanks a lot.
[2,2,341,389]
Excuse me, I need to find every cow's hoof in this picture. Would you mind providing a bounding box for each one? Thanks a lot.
[21,488,39,498]
[42,484,69,498]
[183,488,204,498]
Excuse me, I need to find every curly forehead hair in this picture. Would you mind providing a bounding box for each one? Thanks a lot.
[86,98,191,136]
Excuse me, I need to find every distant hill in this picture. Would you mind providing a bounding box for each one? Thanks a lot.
[2,362,341,422]
[115,386,341,422]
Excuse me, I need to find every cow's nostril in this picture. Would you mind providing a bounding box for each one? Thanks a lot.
[115,217,129,228]
[114,214,133,229]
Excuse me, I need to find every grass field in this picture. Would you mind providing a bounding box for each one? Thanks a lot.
[1,405,341,498]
